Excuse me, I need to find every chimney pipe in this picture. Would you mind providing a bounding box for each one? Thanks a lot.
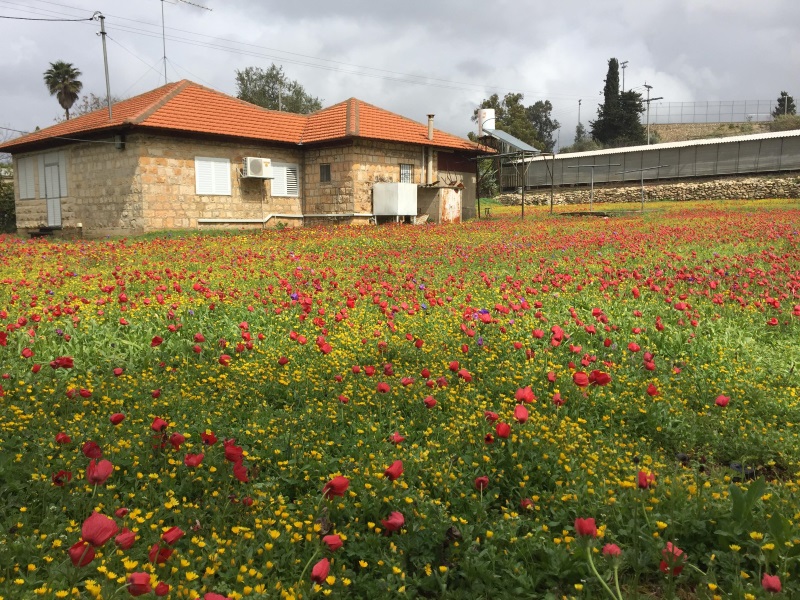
[427,114,435,141]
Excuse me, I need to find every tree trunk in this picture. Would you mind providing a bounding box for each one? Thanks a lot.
[65,108,70,121]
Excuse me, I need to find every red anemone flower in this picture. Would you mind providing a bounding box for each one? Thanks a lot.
[322,534,343,552]
[311,557,330,583]
[184,453,204,467]
[148,543,173,564]
[381,511,405,532]
[376,382,391,393]
[572,372,590,387]
[322,476,350,499]
[588,370,611,386]
[495,422,511,438]
[151,417,168,432]
[574,517,598,538]
[201,431,218,445]
[514,404,529,424]
[169,432,185,450]
[110,413,125,425]
[127,572,152,596]
[474,476,489,491]
[389,431,406,444]
[762,573,782,593]
[715,395,730,407]
[515,386,535,403]
[659,541,685,576]
[68,540,95,567]
[86,459,113,485]
[81,512,119,547]
[82,441,102,459]
[52,470,72,486]
[233,462,249,483]
[161,526,184,545]
[638,470,656,489]
[154,582,170,597]
[384,460,403,481]
[602,543,622,557]
[423,396,437,408]
[115,528,136,550]
[151,336,163,347]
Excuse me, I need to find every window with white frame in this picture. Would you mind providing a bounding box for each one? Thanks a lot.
[271,163,299,197]
[399,163,413,183]
[195,157,231,195]
[17,156,36,199]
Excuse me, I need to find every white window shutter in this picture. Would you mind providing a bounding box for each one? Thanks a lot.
[271,165,287,197]
[38,155,46,199]
[270,163,299,197]
[58,152,68,198]
[24,158,35,199]
[212,159,231,195]
[195,157,230,196]
[286,166,299,196]
[18,157,35,199]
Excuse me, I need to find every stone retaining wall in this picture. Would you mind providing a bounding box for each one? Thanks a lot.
[497,172,800,207]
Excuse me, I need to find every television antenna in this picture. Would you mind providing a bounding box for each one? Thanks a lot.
[161,0,212,86]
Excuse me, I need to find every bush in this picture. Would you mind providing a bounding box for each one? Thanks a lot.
[768,114,800,132]
[0,176,15,233]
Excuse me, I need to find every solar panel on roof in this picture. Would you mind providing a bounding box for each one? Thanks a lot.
[481,128,538,153]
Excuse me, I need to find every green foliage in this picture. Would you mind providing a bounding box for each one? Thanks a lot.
[0,164,14,233]
[43,61,83,121]
[768,114,800,132]
[476,158,498,198]
[590,59,646,147]
[772,91,796,118]
[235,64,322,114]
[472,93,560,151]
[560,123,604,153]
[55,92,125,122]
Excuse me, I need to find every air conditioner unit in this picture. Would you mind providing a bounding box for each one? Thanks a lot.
[242,157,273,179]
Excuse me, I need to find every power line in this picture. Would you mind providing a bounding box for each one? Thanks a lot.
[21,0,596,100]
[0,12,91,20]
[0,125,122,145]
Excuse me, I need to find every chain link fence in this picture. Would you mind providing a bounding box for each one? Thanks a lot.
[649,100,775,124]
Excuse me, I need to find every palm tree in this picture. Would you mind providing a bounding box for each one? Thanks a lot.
[43,61,83,121]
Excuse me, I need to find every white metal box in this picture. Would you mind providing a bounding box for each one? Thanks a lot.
[372,182,418,216]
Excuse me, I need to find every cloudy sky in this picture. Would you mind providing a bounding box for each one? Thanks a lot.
[2,0,798,148]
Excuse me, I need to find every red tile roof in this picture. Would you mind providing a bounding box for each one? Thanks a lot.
[0,80,483,153]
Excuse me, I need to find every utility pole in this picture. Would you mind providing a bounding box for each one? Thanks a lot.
[161,0,168,85]
[620,61,628,91]
[578,99,582,124]
[643,83,663,145]
[94,12,113,119]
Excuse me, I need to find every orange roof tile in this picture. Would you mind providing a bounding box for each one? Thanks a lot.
[0,80,483,153]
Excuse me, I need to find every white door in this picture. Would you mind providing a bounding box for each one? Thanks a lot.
[44,162,62,227]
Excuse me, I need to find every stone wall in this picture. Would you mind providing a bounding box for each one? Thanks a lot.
[650,122,769,143]
[497,172,800,207]
[14,137,143,237]
[303,143,357,215]
[351,140,430,215]
[138,134,303,232]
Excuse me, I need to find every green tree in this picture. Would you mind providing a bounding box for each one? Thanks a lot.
[235,65,322,114]
[471,93,559,151]
[525,100,560,152]
[43,61,83,121]
[590,59,646,147]
[772,91,796,118]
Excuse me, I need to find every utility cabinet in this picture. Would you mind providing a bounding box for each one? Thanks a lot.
[372,182,418,216]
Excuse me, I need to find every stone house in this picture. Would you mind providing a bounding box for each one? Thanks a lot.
[0,80,483,237]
